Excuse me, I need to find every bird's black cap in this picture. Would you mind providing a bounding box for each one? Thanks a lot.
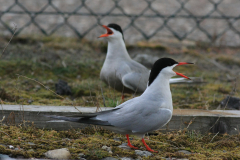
[107,23,124,40]
[148,58,178,86]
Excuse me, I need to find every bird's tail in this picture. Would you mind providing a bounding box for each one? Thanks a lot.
[170,77,204,84]
[44,115,112,126]
[45,115,81,122]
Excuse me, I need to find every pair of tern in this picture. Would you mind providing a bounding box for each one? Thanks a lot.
[99,23,197,94]
[47,57,193,152]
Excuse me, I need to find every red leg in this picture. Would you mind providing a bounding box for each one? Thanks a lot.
[126,134,138,149]
[141,138,158,153]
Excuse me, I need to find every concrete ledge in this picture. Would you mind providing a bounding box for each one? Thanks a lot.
[1,105,240,134]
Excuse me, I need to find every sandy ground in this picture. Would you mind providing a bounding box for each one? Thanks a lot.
[1,0,240,46]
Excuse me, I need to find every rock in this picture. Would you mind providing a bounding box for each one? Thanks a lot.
[121,157,135,160]
[118,143,131,150]
[113,137,121,141]
[133,54,159,68]
[55,80,72,96]
[28,149,34,152]
[220,96,240,110]
[34,85,41,91]
[0,154,16,160]
[102,145,112,154]
[27,142,35,146]
[47,79,54,84]
[44,148,71,159]
[78,153,85,158]
[162,158,189,160]
[76,75,81,79]
[101,157,118,160]
[8,145,14,149]
[102,145,111,151]
[177,150,192,155]
[27,99,33,104]
[135,150,153,157]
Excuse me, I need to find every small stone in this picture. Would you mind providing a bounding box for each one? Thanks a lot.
[0,154,15,160]
[55,80,72,96]
[113,138,121,141]
[177,150,192,155]
[135,150,153,157]
[8,145,14,149]
[223,150,227,153]
[102,145,112,152]
[62,142,66,146]
[28,149,34,152]
[101,157,118,160]
[118,143,131,150]
[121,157,135,160]
[27,99,33,104]
[47,79,54,84]
[44,148,71,160]
[34,85,41,91]
[27,142,35,146]
[78,153,85,158]
[77,75,81,79]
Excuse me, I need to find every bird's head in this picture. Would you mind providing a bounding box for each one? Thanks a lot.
[148,58,193,86]
[98,23,124,41]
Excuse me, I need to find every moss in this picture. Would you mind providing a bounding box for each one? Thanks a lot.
[0,125,240,159]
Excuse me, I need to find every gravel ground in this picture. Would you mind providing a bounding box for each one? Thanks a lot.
[1,0,240,46]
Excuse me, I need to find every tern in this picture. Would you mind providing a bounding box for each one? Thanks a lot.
[46,57,193,152]
[99,23,148,94]
[99,23,199,95]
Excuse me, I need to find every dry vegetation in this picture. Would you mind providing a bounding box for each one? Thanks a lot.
[0,35,240,159]
[1,125,240,159]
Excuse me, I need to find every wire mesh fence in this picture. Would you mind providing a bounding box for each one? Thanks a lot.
[1,0,240,46]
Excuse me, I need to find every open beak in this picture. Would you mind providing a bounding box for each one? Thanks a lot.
[174,62,194,80]
[98,25,113,38]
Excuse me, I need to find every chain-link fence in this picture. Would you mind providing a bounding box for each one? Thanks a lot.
[1,0,240,46]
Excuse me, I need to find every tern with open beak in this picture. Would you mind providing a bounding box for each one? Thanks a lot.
[46,58,193,153]
[99,23,199,97]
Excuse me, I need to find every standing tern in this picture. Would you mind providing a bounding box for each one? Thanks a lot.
[46,57,193,152]
[99,23,199,95]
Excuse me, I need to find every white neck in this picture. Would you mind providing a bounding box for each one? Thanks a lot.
[105,38,131,60]
[141,73,173,111]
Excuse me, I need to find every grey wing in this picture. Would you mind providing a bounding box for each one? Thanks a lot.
[122,72,148,93]
[119,60,149,93]
[96,99,172,134]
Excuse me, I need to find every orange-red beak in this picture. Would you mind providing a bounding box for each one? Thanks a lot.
[98,25,113,38]
[174,62,194,80]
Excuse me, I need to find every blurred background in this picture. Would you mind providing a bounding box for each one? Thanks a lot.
[1,0,240,46]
